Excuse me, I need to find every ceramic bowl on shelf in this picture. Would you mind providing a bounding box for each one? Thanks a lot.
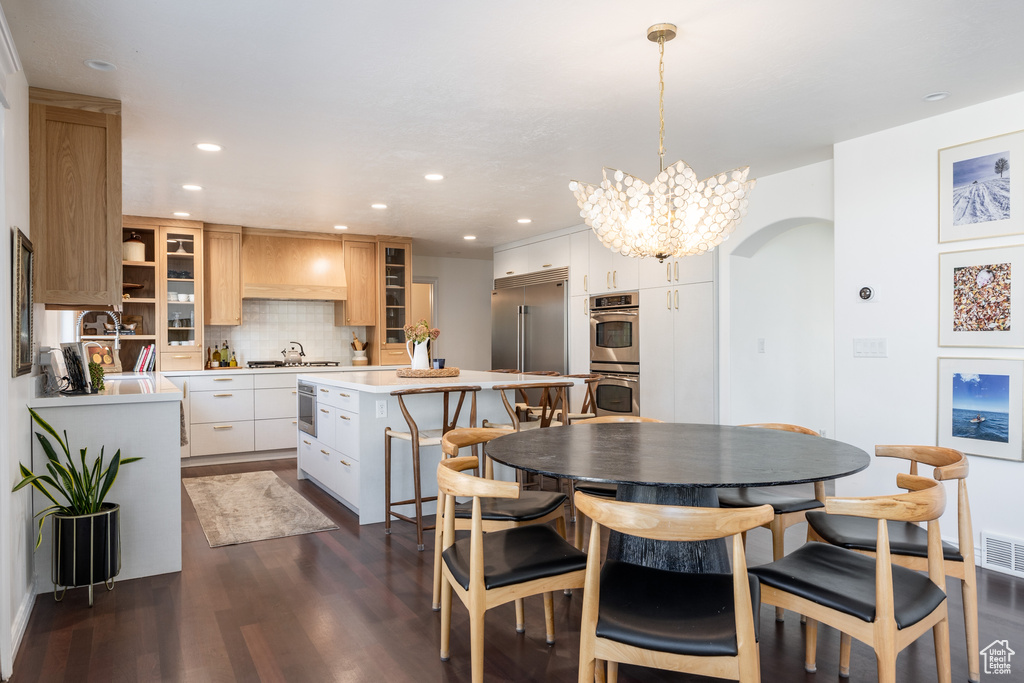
[177,293,188,302]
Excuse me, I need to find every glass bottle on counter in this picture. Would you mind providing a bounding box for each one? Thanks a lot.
[211,346,221,367]
[221,340,230,366]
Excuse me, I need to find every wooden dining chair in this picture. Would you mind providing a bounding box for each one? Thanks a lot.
[430,427,570,620]
[384,385,480,550]
[717,423,822,619]
[437,455,587,683]
[575,491,773,683]
[749,473,952,683]
[570,415,663,549]
[805,445,978,682]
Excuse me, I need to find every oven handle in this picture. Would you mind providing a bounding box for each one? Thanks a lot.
[591,308,638,318]
[601,373,639,383]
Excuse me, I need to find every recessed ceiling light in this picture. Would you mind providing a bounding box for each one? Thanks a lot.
[195,143,222,152]
[923,91,950,102]
[464,235,477,240]
[424,173,444,181]
[173,212,191,217]
[517,218,532,224]
[371,203,387,209]
[84,59,116,71]
[182,184,203,191]
[334,225,348,230]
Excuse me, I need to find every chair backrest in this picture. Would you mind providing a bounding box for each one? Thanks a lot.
[563,373,602,415]
[490,368,519,374]
[875,445,972,566]
[441,427,514,479]
[390,385,481,439]
[740,423,823,500]
[575,415,663,424]
[492,381,573,429]
[522,370,561,376]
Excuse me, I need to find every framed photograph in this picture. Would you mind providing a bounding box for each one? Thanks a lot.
[59,341,92,393]
[939,129,1024,242]
[939,245,1024,347]
[12,227,33,377]
[938,357,1023,461]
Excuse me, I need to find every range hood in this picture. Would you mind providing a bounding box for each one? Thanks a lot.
[241,231,347,301]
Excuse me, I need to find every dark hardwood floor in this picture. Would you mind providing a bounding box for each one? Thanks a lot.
[11,458,1022,682]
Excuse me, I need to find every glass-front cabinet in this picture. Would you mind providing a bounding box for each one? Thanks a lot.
[158,225,204,370]
[378,239,412,365]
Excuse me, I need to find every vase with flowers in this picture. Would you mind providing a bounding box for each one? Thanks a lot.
[403,319,440,370]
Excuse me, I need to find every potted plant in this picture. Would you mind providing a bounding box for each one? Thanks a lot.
[12,407,141,606]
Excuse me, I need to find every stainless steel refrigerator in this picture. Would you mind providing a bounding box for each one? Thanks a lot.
[491,279,568,373]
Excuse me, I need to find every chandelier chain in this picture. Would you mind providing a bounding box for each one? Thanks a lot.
[658,36,666,173]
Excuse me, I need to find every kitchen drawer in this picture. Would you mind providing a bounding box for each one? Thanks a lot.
[315,404,336,448]
[191,421,255,456]
[191,390,254,423]
[254,373,300,389]
[379,348,410,366]
[190,374,254,392]
[160,352,203,371]
[316,385,359,413]
[255,417,299,451]
[334,409,359,459]
[254,387,297,419]
[336,454,360,508]
[298,436,334,490]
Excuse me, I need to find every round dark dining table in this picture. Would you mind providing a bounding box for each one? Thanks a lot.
[485,422,871,573]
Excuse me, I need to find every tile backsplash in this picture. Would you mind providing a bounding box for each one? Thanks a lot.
[204,299,366,365]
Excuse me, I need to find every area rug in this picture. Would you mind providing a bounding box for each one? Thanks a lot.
[183,471,337,547]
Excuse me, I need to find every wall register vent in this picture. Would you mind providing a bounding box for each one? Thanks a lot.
[981,531,1024,579]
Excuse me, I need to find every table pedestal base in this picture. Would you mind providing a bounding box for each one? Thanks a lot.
[606,485,729,573]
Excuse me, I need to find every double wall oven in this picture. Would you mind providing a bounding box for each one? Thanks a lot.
[590,291,640,416]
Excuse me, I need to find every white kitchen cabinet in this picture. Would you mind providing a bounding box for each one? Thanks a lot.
[493,246,529,279]
[191,421,255,456]
[190,390,253,423]
[639,257,676,290]
[166,375,191,459]
[570,230,592,298]
[639,287,677,422]
[336,456,360,508]
[255,418,298,451]
[527,235,570,273]
[639,253,715,290]
[316,403,336,448]
[335,409,359,455]
[299,436,336,491]
[190,374,254,392]
[589,242,639,294]
[254,387,297,419]
[317,385,360,413]
[568,294,591,410]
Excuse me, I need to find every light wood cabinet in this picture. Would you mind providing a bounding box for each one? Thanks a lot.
[158,223,204,370]
[29,89,122,307]
[334,236,377,326]
[203,225,242,325]
[377,239,412,365]
[241,230,346,300]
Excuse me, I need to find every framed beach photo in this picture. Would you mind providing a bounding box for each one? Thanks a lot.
[939,129,1024,242]
[939,245,1024,347]
[937,357,1023,461]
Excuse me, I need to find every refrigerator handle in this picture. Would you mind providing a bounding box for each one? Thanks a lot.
[517,305,525,371]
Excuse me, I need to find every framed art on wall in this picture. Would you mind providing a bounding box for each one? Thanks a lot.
[939,129,1023,243]
[939,245,1024,347]
[12,227,33,377]
[937,357,1023,461]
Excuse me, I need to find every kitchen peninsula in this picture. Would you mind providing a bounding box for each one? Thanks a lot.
[295,370,580,524]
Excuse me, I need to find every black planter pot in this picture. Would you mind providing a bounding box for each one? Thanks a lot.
[51,503,120,606]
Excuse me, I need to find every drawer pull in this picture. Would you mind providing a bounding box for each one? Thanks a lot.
[320,408,330,413]
[340,460,351,466]
[320,388,329,392]
[320,449,330,455]
[506,271,514,275]
[583,274,587,292]
[674,261,679,281]
[214,378,233,382]
[213,425,233,430]
[173,355,190,359]
[338,415,350,421]
[292,421,297,424]
[213,393,232,397]
[542,263,551,268]
[292,391,297,394]
[303,439,311,445]
[339,392,350,397]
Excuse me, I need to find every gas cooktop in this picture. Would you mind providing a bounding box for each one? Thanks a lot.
[247,360,341,368]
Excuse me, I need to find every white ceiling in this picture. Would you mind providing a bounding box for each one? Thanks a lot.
[4,1,1024,258]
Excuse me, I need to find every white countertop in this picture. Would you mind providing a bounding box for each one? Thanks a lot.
[296,369,580,393]
[160,365,381,377]
[31,372,183,408]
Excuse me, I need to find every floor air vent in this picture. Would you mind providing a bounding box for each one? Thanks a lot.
[981,532,1024,578]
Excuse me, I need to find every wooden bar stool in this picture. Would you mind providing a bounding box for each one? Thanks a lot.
[384,385,481,550]
[483,380,571,432]
[556,373,602,424]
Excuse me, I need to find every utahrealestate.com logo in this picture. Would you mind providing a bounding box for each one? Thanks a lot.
[981,639,1015,676]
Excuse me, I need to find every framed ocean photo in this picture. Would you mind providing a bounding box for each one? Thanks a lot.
[939,129,1024,242]
[937,357,1023,461]
[939,245,1024,347]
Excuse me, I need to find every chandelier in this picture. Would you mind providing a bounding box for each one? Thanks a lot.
[569,23,755,262]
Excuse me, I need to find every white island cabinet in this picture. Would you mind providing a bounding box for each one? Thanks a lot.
[296,370,582,524]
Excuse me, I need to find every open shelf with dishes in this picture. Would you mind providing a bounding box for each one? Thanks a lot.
[159,226,203,368]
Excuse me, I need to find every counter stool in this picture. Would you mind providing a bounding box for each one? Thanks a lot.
[555,373,602,424]
[385,385,481,550]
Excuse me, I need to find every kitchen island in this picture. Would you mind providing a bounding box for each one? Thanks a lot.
[295,370,580,524]
[28,373,183,593]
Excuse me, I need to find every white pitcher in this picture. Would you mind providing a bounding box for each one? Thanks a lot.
[407,340,430,370]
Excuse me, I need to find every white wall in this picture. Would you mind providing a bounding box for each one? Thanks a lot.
[729,222,835,432]
[834,90,1024,548]
[412,255,493,371]
[1,65,33,679]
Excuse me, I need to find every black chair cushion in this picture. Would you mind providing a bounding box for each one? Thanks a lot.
[595,560,760,657]
[749,543,947,629]
[453,491,566,522]
[718,487,824,514]
[443,524,587,591]
[575,482,618,498]
[806,511,963,562]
